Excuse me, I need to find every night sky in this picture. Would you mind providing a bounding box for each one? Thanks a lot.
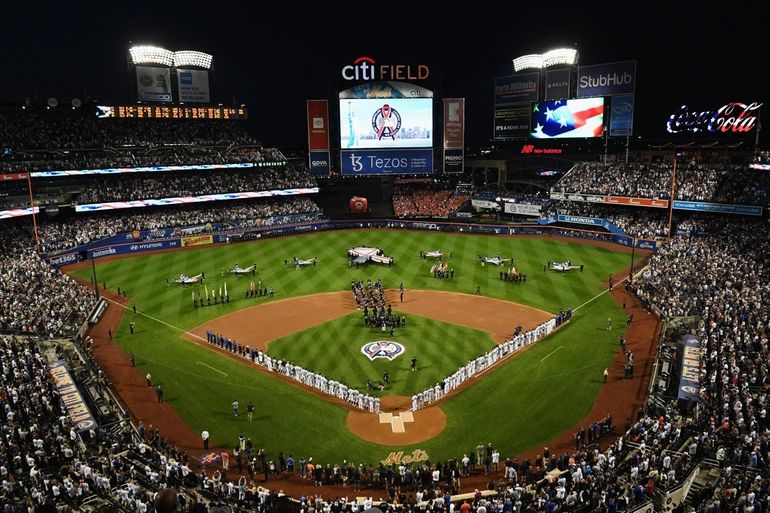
[2,3,764,147]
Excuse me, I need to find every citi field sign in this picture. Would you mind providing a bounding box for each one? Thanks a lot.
[667,102,762,134]
[342,56,430,82]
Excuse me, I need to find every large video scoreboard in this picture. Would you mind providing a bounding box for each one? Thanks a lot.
[337,81,434,175]
[95,105,248,120]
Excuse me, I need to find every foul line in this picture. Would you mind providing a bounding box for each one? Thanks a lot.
[540,346,564,362]
[573,275,629,312]
[196,361,227,376]
[104,297,206,341]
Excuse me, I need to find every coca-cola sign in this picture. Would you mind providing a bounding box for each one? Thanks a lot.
[667,102,762,134]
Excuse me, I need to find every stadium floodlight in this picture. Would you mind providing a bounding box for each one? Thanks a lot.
[541,48,578,68]
[129,45,174,67]
[513,48,578,72]
[513,54,544,72]
[173,50,213,69]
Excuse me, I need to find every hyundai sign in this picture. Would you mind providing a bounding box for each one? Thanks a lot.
[577,60,636,97]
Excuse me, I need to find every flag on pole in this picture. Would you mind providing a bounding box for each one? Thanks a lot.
[219,286,222,299]
[204,284,209,300]
[224,282,228,298]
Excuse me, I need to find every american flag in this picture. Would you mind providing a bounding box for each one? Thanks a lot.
[530,98,605,139]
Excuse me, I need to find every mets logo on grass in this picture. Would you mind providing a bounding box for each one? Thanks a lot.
[361,341,405,361]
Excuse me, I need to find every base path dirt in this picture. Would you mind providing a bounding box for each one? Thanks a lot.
[393,290,553,343]
[186,290,552,352]
[186,291,354,351]
[347,396,447,445]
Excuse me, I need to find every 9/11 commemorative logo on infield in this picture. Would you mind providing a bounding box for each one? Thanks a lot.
[361,341,405,361]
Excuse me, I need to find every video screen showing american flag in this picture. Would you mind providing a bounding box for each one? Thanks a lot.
[530,98,605,139]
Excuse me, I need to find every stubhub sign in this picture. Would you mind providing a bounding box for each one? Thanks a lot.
[340,149,433,175]
[577,60,636,97]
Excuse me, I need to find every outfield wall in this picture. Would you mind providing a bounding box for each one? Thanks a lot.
[47,219,655,267]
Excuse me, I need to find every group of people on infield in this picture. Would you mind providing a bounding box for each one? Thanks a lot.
[204,331,380,413]
[351,279,386,310]
[412,311,571,411]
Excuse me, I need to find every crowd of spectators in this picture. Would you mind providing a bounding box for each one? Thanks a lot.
[555,160,770,205]
[35,196,323,252]
[544,201,669,240]
[73,165,316,204]
[393,186,469,217]
[630,216,770,510]
[0,109,287,174]
[0,229,95,337]
[0,162,316,210]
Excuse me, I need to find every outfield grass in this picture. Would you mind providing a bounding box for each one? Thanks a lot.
[268,312,497,396]
[71,229,631,462]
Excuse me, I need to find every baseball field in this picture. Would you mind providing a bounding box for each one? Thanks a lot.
[70,228,636,463]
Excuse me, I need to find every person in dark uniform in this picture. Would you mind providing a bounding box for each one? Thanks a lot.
[108,329,112,340]
[129,322,135,335]
[130,353,135,367]
[247,401,254,422]
[156,385,164,403]
[383,370,390,384]
[411,356,417,371]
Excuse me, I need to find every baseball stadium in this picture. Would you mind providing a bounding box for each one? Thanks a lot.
[0,10,768,513]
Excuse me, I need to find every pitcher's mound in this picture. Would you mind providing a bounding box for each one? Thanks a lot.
[346,395,446,445]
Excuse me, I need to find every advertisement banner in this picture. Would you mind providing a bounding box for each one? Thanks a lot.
[667,102,762,135]
[471,199,499,210]
[0,206,38,221]
[307,100,330,150]
[610,95,635,137]
[531,98,605,139]
[545,69,571,100]
[556,214,605,227]
[606,195,669,208]
[494,104,530,140]
[443,149,464,174]
[74,187,319,212]
[0,172,28,181]
[340,149,433,175]
[135,66,172,102]
[181,235,214,247]
[48,361,97,432]
[503,202,542,216]
[577,60,636,97]
[443,99,465,149]
[679,335,701,401]
[89,239,181,259]
[308,150,331,177]
[673,200,763,216]
[494,73,539,105]
[176,69,210,103]
[31,163,260,178]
